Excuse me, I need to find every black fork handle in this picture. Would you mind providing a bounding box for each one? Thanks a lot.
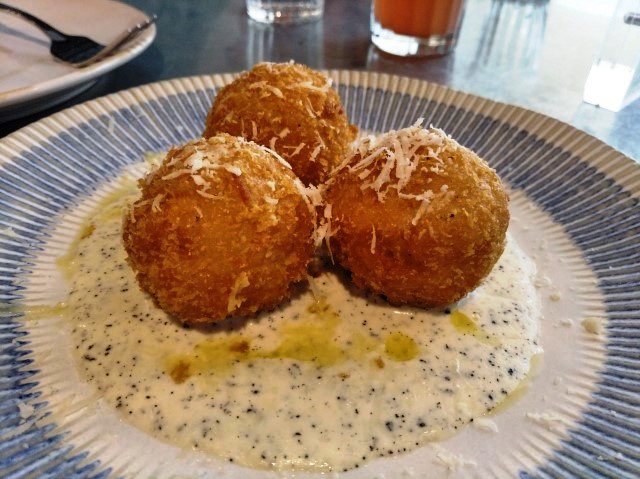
[0,2,66,41]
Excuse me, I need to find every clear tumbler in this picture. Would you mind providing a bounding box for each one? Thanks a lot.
[371,0,466,57]
[247,0,324,24]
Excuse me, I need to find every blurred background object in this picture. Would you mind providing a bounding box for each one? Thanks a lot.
[583,0,640,112]
[0,0,155,121]
[471,0,549,74]
[246,15,324,67]
[246,0,324,24]
[371,0,466,56]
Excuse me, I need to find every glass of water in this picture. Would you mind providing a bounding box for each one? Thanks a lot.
[247,0,325,24]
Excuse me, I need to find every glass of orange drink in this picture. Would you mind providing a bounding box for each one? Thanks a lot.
[371,0,466,57]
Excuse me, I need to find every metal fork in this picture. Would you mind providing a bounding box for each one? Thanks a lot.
[0,3,156,67]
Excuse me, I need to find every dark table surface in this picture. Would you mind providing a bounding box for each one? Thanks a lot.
[2,0,639,161]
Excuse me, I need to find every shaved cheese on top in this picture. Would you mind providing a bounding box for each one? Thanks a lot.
[222,164,242,176]
[311,199,337,261]
[304,184,324,209]
[287,143,306,157]
[433,444,477,471]
[248,81,267,90]
[151,194,165,213]
[196,190,220,200]
[370,226,377,254]
[309,144,322,162]
[162,168,192,181]
[344,123,455,201]
[227,272,250,313]
[290,81,331,93]
[525,412,569,432]
[257,144,293,170]
[305,98,317,118]
[249,81,284,98]
[192,175,207,186]
[278,128,290,138]
[266,85,284,98]
[411,192,434,225]
[153,138,317,227]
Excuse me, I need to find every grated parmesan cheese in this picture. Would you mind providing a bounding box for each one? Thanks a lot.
[278,128,290,138]
[192,175,208,186]
[534,275,552,288]
[525,412,568,432]
[264,195,279,205]
[248,81,284,98]
[312,202,337,262]
[309,144,322,162]
[151,194,165,213]
[162,168,192,181]
[287,143,306,157]
[559,318,574,327]
[196,190,220,200]
[473,417,499,433]
[399,190,435,225]
[222,164,242,176]
[432,444,477,471]
[257,144,294,171]
[227,272,250,313]
[266,85,284,98]
[370,226,377,254]
[342,121,455,206]
[290,81,331,93]
[305,98,317,118]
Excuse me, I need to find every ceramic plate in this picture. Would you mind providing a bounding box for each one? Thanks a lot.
[0,0,155,121]
[0,72,638,478]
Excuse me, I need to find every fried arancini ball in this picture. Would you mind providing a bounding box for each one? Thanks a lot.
[203,62,357,186]
[325,122,509,307]
[123,134,316,325]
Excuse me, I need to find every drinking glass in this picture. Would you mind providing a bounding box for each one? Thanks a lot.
[371,0,466,57]
[247,0,324,24]
[583,0,640,112]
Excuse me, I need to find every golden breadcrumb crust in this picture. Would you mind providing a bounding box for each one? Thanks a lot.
[123,134,315,324]
[326,132,509,307]
[203,62,357,186]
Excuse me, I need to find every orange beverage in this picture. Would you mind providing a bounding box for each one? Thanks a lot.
[371,0,466,57]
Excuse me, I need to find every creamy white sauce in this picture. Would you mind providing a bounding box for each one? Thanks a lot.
[65,176,541,473]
